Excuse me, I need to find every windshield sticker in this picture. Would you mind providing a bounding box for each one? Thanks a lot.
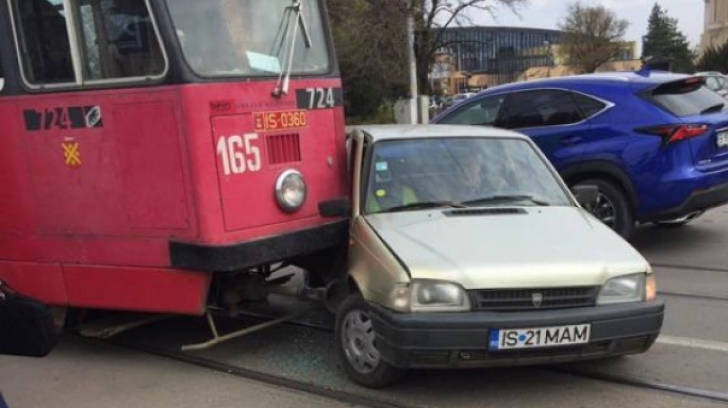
[376,162,388,172]
[376,189,387,198]
[246,52,282,74]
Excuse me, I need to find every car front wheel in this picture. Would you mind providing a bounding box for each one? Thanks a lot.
[575,179,634,239]
[335,293,405,388]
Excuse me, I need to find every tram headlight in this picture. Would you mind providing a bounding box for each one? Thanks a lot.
[275,170,307,212]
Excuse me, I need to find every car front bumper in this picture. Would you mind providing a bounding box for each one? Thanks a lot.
[368,300,664,369]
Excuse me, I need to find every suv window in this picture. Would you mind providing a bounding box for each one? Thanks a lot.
[503,90,583,129]
[12,0,76,85]
[651,79,727,117]
[573,93,607,118]
[439,95,506,126]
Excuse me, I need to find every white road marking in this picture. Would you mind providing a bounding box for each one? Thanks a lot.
[657,335,728,353]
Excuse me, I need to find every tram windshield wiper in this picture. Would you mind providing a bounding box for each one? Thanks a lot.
[272,0,313,96]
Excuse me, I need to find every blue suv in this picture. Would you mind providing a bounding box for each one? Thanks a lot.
[432,71,728,239]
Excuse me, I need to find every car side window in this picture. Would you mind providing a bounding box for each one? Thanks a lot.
[503,90,583,129]
[573,93,607,118]
[439,95,506,126]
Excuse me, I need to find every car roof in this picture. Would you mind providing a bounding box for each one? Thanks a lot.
[431,71,693,122]
[347,124,528,143]
[480,71,691,94]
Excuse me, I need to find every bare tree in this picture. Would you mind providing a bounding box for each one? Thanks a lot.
[328,0,410,120]
[410,0,528,94]
[355,0,528,94]
[327,0,527,119]
[558,2,629,73]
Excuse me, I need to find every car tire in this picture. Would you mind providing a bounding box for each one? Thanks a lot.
[575,179,634,239]
[335,293,406,388]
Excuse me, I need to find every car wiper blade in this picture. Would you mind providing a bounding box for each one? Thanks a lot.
[385,201,467,213]
[701,103,725,115]
[462,195,550,207]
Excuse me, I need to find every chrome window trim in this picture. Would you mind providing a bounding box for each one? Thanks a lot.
[7,0,169,91]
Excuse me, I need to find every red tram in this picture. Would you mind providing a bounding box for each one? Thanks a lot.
[0,0,348,319]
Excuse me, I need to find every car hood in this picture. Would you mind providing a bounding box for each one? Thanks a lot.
[364,207,649,289]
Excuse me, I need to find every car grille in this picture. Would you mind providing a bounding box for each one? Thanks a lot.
[469,287,599,311]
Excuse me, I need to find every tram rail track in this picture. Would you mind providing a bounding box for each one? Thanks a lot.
[103,337,418,408]
[97,309,728,406]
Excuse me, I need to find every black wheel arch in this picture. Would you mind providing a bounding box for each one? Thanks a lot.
[560,161,639,210]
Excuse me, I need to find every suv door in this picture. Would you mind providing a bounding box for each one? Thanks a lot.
[499,89,588,170]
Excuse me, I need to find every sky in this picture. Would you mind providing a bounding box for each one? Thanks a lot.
[472,0,705,54]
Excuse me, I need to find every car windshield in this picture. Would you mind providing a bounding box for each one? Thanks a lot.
[364,137,572,214]
[166,0,330,77]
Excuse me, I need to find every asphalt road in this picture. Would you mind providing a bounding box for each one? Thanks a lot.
[2,210,728,408]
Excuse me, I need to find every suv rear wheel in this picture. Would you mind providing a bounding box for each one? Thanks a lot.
[575,179,634,239]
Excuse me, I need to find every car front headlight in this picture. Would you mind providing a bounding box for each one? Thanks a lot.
[597,273,646,305]
[390,280,471,313]
[275,170,307,212]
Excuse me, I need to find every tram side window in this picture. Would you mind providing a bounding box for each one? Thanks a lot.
[12,0,76,85]
[75,0,165,80]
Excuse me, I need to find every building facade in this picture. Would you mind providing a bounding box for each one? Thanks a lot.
[701,0,728,52]
[437,26,562,85]
[429,26,640,94]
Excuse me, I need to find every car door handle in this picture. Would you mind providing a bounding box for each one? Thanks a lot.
[560,136,584,146]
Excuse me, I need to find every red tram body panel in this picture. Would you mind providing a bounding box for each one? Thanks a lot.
[0,0,349,315]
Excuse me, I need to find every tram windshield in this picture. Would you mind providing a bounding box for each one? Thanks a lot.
[166,0,331,78]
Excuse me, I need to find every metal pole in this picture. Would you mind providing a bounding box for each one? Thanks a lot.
[407,12,419,123]
[407,15,418,100]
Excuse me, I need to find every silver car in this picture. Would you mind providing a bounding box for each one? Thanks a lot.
[697,71,728,98]
[322,124,664,388]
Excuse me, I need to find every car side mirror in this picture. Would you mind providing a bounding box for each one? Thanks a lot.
[572,185,599,208]
[318,198,352,218]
